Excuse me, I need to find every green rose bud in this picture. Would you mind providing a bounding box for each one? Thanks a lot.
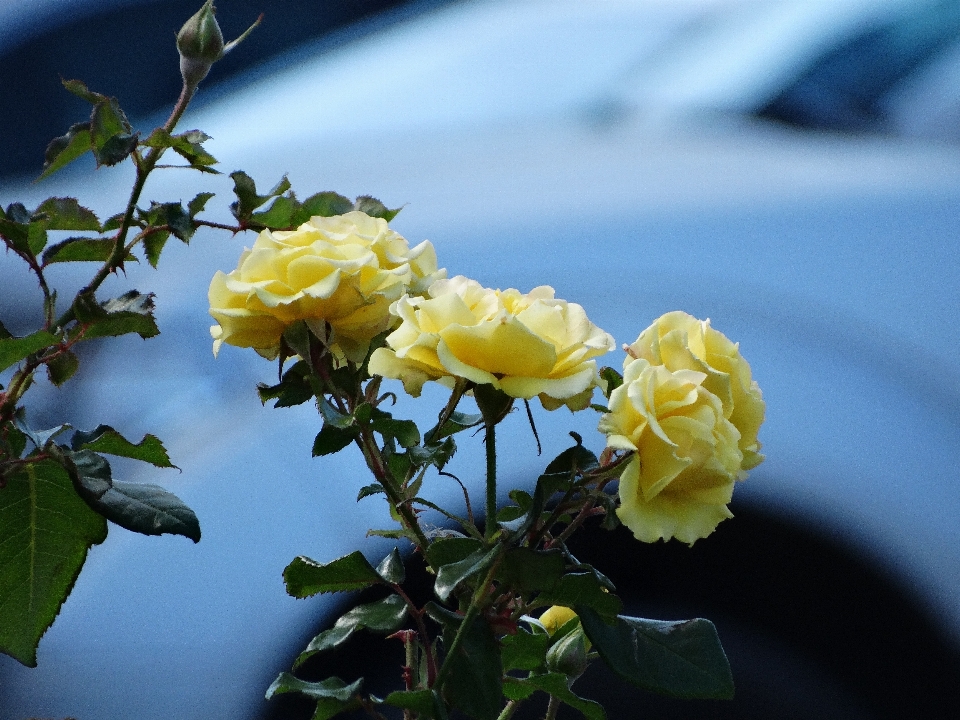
[176,1,262,90]
[177,0,224,88]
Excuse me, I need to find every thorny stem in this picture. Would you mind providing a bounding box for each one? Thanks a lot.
[1,82,200,430]
[67,81,196,318]
[357,425,432,552]
[392,583,438,686]
[549,498,599,548]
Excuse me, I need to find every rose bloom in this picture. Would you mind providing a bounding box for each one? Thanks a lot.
[626,311,765,470]
[368,276,615,410]
[599,357,745,545]
[208,212,444,361]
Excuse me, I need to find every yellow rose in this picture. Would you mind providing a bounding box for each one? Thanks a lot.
[626,311,765,470]
[539,606,579,635]
[599,358,744,545]
[208,211,444,361]
[367,276,615,410]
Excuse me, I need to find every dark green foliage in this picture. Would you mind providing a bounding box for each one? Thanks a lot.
[295,594,408,667]
[0,461,108,666]
[66,448,199,542]
[434,546,500,602]
[265,674,363,720]
[283,551,383,598]
[353,195,401,222]
[0,330,58,373]
[429,603,504,720]
[73,290,159,339]
[578,607,735,700]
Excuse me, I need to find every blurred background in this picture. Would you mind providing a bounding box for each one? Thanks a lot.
[2,0,960,718]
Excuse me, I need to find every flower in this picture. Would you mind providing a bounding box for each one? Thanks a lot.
[367,276,615,410]
[539,606,579,635]
[599,357,745,544]
[208,211,444,361]
[626,311,765,469]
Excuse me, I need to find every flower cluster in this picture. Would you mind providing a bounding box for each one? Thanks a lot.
[208,211,444,362]
[209,213,764,546]
[599,312,765,545]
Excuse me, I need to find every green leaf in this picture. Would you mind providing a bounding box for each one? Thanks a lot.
[577,607,734,700]
[143,230,170,269]
[312,424,359,456]
[0,203,32,248]
[265,674,363,720]
[89,95,136,167]
[539,574,621,620]
[376,547,405,584]
[42,237,133,265]
[144,129,218,170]
[434,545,499,602]
[295,594,407,667]
[497,548,565,594]
[251,194,299,229]
[544,437,598,476]
[356,483,384,501]
[293,191,353,224]
[408,437,457,471]
[0,330,58,373]
[353,195,401,222]
[371,412,420,449]
[501,628,549,672]
[503,674,605,720]
[138,201,194,242]
[95,133,138,167]
[66,450,199,542]
[497,473,548,538]
[0,460,107,666]
[73,290,158,340]
[46,350,79,386]
[87,480,200,542]
[71,424,174,467]
[34,197,100,231]
[62,78,102,104]
[258,360,314,408]
[428,411,483,441]
[599,367,623,399]
[188,191,215,218]
[229,171,291,223]
[13,412,69,450]
[40,122,92,180]
[435,607,503,720]
[317,397,355,429]
[283,551,383,598]
[2,423,27,460]
[425,537,482,569]
[383,689,444,718]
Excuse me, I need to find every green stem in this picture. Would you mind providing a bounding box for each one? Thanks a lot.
[485,420,497,541]
[544,695,560,720]
[497,700,521,720]
[424,377,468,445]
[433,553,503,690]
[356,427,432,552]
